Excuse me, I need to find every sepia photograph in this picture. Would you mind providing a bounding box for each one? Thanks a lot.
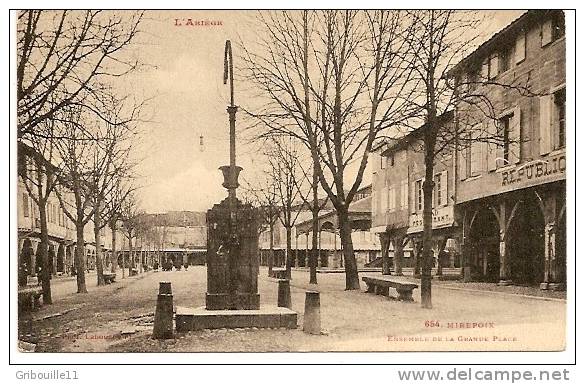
[11,7,573,362]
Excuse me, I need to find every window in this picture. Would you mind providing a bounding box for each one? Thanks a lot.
[461,68,479,93]
[380,155,387,170]
[515,32,526,64]
[415,179,423,212]
[468,68,479,90]
[433,172,448,207]
[470,140,483,176]
[23,193,29,217]
[554,88,566,149]
[389,154,395,167]
[498,115,512,163]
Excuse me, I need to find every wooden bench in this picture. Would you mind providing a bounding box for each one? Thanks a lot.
[362,276,418,302]
[18,286,43,312]
[270,268,287,279]
[103,273,116,284]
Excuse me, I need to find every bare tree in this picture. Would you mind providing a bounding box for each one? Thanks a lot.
[105,182,132,274]
[241,175,280,276]
[90,132,135,286]
[241,10,418,289]
[17,9,147,295]
[265,138,310,279]
[17,10,144,140]
[120,193,144,277]
[51,110,108,292]
[402,10,538,308]
[17,136,60,304]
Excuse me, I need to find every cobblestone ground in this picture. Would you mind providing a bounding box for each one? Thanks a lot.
[19,266,566,352]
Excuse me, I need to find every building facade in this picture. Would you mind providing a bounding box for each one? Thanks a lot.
[371,111,459,275]
[17,145,122,282]
[452,10,566,289]
[259,186,381,269]
[371,10,566,289]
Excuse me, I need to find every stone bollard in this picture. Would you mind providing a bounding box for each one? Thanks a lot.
[153,282,174,339]
[303,290,321,335]
[277,279,291,309]
[159,281,172,295]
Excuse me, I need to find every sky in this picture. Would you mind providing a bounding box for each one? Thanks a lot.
[128,10,525,214]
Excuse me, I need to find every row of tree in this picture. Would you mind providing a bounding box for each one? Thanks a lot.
[17,11,149,303]
[239,10,536,308]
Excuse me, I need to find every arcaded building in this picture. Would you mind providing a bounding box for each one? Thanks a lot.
[370,10,566,290]
[451,10,566,289]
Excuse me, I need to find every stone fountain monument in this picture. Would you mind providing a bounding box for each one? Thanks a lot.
[175,41,297,331]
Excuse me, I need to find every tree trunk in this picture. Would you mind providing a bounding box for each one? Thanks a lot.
[110,221,117,273]
[129,235,135,275]
[310,210,319,285]
[420,150,435,309]
[285,226,292,279]
[94,210,105,286]
[436,237,447,277]
[268,222,274,276]
[338,207,360,290]
[121,237,126,278]
[310,166,318,284]
[394,236,404,276]
[380,232,391,275]
[413,239,421,276]
[38,205,53,304]
[75,222,88,293]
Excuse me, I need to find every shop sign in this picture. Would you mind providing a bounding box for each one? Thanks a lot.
[501,153,566,187]
[407,205,454,234]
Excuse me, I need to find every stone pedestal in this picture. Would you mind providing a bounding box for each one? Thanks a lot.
[206,197,260,310]
[175,306,297,331]
[277,279,292,309]
[303,291,321,335]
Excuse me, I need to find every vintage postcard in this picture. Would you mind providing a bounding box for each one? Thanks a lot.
[13,9,571,357]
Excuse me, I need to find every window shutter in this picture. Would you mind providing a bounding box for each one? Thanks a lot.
[469,126,483,176]
[542,19,553,46]
[458,143,467,180]
[388,187,395,212]
[441,171,448,206]
[515,32,526,63]
[470,140,482,176]
[401,180,408,209]
[539,95,553,155]
[486,120,498,171]
[509,107,522,163]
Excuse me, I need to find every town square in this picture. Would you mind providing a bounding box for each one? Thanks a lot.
[14,9,569,356]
